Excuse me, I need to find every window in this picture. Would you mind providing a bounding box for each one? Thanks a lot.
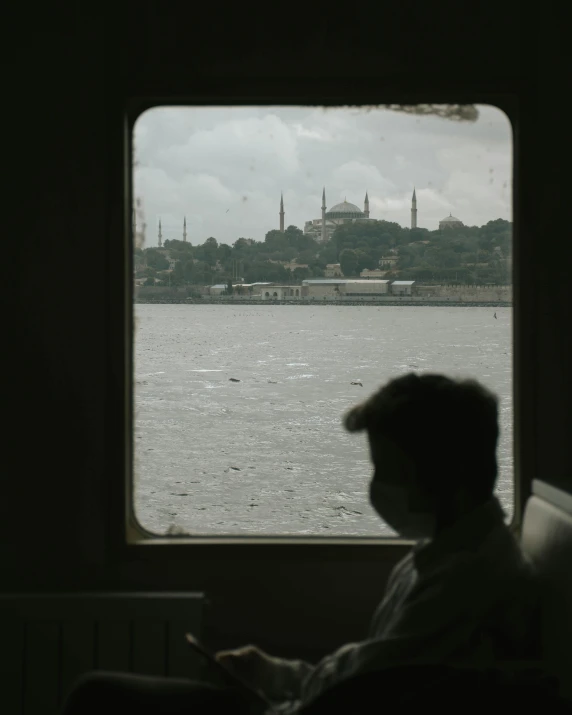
[133,104,513,537]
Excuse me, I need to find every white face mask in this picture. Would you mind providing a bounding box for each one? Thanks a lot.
[369,481,436,540]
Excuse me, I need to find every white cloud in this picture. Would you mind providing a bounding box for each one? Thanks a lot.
[331,161,395,199]
[293,123,334,142]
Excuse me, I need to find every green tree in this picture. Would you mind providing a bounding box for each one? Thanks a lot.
[168,261,185,286]
[339,248,359,277]
[218,243,232,262]
[181,260,195,283]
[292,267,310,281]
[408,228,430,244]
[268,247,297,262]
[355,250,376,272]
[232,237,258,259]
[190,261,213,286]
[244,260,289,284]
[297,249,318,265]
[319,245,338,264]
[199,237,219,267]
[164,239,193,253]
[284,225,317,252]
[264,229,289,252]
[145,249,169,270]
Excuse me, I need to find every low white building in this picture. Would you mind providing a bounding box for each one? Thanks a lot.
[325,263,343,277]
[233,282,272,296]
[260,285,302,300]
[302,279,390,299]
[391,280,415,296]
[360,269,387,279]
[301,279,344,298]
[342,280,390,296]
[209,283,228,296]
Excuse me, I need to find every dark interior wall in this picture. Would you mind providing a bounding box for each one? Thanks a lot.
[2,1,568,658]
[4,6,108,582]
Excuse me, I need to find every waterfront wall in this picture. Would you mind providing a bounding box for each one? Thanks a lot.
[135,285,512,305]
[416,284,512,302]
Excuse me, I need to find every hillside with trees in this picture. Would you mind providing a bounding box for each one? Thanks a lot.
[136,218,512,288]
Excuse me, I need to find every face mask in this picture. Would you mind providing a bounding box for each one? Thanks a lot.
[369,481,436,540]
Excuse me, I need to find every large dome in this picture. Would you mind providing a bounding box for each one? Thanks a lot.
[326,200,365,219]
[440,213,462,224]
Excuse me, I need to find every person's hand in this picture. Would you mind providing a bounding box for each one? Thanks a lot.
[215,645,298,701]
[215,645,273,688]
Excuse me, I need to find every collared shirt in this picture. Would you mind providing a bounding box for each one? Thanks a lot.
[264,497,539,714]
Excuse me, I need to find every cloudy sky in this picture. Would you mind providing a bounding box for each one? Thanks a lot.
[133,104,512,247]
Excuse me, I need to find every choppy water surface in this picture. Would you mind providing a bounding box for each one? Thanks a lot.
[134,305,513,536]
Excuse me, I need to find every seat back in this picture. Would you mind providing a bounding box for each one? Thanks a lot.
[521,481,572,700]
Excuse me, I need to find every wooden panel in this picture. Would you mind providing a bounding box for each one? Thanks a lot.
[60,620,96,705]
[0,593,205,710]
[23,621,60,715]
[96,621,131,673]
[132,620,167,676]
[4,619,25,715]
[0,593,205,623]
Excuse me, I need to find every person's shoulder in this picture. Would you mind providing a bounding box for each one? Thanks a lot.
[389,548,417,581]
[376,548,417,600]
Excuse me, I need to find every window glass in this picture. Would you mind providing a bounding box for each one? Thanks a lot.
[133,105,513,536]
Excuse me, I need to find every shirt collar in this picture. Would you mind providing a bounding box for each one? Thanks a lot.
[413,496,506,573]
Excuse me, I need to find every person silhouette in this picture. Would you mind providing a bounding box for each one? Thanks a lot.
[61,374,540,715]
[216,374,539,711]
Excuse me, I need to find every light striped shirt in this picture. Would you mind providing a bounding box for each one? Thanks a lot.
[264,497,539,714]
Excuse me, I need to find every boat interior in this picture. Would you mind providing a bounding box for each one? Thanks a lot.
[2,1,569,712]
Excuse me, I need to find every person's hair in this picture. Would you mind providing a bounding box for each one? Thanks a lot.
[344,373,499,502]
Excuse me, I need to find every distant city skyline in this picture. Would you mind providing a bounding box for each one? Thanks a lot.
[133,105,512,246]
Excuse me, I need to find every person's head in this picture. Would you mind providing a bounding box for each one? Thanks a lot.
[344,373,499,538]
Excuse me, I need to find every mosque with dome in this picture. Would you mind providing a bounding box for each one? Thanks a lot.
[438,213,464,230]
[302,189,374,243]
[151,189,466,247]
[277,187,464,243]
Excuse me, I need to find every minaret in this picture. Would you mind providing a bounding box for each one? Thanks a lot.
[321,187,327,243]
[158,219,163,248]
[411,188,417,229]
[364,191,370,218]
[183,216,187,242]
[279,192,285,232]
